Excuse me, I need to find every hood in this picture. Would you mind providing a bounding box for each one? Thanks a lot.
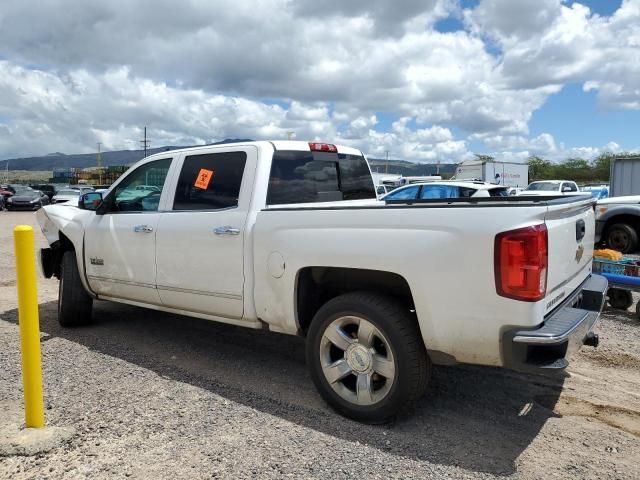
[11,193,39,201]
[597,195,640,205]
[518,191,555,196]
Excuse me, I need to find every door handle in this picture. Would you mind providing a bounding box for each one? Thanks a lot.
[133,225,154,233]
[214,226,240,236]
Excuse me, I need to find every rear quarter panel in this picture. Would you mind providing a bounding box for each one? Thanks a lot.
[253,204,552,366]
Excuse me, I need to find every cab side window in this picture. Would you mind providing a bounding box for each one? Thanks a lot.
[173,151,247,211]
[107,158,172,212]
[385,185,419,200]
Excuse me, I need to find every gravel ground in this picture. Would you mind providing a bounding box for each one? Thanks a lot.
[0,210,639,479]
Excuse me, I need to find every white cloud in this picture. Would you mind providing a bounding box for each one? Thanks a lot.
[0,0,638,163]
[466,0,640,109]
[480,132,629,162]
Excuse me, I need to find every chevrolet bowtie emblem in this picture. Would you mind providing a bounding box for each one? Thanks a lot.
[575,244,584,263]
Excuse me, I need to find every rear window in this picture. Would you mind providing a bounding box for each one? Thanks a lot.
[488,187,509,197]
[267,150,375,205]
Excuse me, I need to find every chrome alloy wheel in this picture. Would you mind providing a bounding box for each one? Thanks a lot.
[319,316,396,406]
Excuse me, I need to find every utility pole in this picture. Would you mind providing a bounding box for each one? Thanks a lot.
[385,150,389,174]
[96,142,102,168]
[96,142,103,185]
[140,126,150,158]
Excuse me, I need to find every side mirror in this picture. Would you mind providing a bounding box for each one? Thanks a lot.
[79,192,103,211]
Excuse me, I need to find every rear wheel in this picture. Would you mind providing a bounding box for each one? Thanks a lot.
[306,292,430,423]
[606,223,638,253]
[58,250,93,327]
[608,288,633,310]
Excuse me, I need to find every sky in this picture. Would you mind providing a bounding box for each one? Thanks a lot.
[0,0,638,163]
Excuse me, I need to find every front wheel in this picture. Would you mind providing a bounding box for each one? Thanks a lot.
[608,287,633,310]
[58,250,93,327]
[606,223,638,253]
[306,292,430,423]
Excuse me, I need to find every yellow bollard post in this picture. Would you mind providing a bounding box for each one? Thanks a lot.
[14,225,45,428]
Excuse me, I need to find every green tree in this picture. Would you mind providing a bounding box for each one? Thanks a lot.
[527,156,552,181]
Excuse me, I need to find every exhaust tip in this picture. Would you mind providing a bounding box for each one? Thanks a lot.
[584,332,599,348]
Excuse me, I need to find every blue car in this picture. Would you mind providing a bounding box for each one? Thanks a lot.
[581,185,609,200]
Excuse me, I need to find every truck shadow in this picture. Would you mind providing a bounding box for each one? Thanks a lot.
[2,300,565,476]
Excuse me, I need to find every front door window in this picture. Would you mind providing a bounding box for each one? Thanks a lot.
[105,158,172,212]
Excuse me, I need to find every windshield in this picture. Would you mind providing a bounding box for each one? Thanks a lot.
[526,182,560,191]
[57,189,80,196]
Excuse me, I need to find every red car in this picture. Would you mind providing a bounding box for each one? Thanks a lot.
[0,187,13,210]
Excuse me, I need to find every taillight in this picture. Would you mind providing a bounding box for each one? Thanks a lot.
[308,142,337,153]
[495,224,548,302]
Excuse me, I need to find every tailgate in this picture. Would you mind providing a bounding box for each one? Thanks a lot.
[544,197,596,314]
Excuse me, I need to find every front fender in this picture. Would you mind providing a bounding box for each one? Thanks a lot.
[36,205,97,298]
[597,205,640,223]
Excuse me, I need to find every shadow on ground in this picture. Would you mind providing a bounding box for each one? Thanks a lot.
[1,300,566,476]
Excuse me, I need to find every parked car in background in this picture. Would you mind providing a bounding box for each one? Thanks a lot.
[52,189,83,204]
[581,185,609,200]
[37,140,605,423]
[29,184,57,200]
[0,186,14,204]
[375,185,391,198]
[383,181,510,201]
[6,185,50,210]
[519,180,584,196]
[595,196,640,253]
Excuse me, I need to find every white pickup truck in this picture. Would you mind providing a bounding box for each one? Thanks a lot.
[37,141,607,423]
[518,180,585,197]
[519,180,583,196]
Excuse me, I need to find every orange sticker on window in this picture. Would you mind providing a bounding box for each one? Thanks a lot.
[194,168,214,189]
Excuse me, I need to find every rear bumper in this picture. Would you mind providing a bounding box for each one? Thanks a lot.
[502,274,607,373]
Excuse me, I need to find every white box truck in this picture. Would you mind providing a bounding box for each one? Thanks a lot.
[455,160,528,188]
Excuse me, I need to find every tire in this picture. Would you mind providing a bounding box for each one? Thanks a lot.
[58,250,93,327]
[636,301,640,321]
[608,287,633,310]
[306,291,430,423]
[606,223,639,253]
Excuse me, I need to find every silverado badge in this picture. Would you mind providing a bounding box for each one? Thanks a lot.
[575,244,584,263]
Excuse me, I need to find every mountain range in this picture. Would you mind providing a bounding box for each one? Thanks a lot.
[1,141,457,175]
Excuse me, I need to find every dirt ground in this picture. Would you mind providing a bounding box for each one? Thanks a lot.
[0,210,639,479]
